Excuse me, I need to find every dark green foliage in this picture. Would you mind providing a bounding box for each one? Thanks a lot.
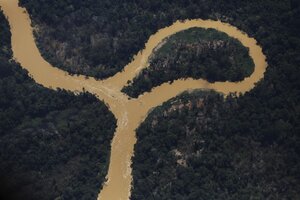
[3,0,300,199]
[0,11,116,200]
[130,0,300,199]
[132,88,299,199]
[122,28,254,98]
[16,0,275,79]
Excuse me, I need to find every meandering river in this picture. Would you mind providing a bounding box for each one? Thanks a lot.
[0,0,267,199]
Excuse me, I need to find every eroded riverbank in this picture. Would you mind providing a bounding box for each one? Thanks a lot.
[0,0,267,199]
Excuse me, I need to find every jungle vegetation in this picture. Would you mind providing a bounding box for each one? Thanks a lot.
[122,27,254,98]
[2,0,300,199]
[130,0,300,199]
[0,11,116,200]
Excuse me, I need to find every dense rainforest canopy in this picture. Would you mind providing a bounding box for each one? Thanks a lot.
[122,27,254,98]
[130,0,300,199]
[1,0,300,199]
[0,11,116,200]
[19,0,296,80]
[132,89,300,199]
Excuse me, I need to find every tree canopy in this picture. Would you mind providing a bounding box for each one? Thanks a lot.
[0,11,116,200]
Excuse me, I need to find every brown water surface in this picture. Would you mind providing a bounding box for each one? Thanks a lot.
[0,0,267,199]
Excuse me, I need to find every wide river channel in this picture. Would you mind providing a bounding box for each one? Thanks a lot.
[0,0,267,199]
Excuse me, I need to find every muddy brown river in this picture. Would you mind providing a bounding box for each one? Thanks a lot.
[0,0,267,199]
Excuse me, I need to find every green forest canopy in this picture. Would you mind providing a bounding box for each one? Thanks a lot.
[1,0,300,199]
[122,27,254,98]
[0,11,116,200]
[19,0,296,79]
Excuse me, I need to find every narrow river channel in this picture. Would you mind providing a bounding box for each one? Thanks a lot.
[0,0,267,199]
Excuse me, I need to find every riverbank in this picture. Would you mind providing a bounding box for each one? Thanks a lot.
[0,0,267,199]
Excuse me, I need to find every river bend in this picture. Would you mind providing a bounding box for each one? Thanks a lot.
[0,0,267,199]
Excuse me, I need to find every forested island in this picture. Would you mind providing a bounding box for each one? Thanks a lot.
[17,0,284,79]
[0,11,116,200]
[122,27,254,98]
[130,0,300,199]
[0,0,299,199]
